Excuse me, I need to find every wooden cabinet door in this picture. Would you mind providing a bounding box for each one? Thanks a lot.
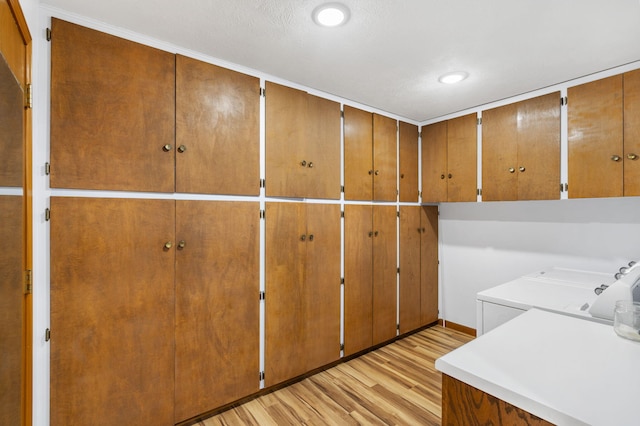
[420,206,439,325]
[344,204,373,356]
[399,121,419,202]
[304,94,341,199]
[265,202,307,386]
[447,114,477,202]
[50,19,175,192]
[482,103,519,201]
[176,55,259,195]
[265,83,307,198]
[568,75,624,198]
[624,69,640,196]
[373,114,398,201]
[344,106,373,200]
[50,197,175,426]
[303,204,341,371]
[399,206,421,334]
[421,121,448,203]
[372,205,397,345]
[174,201,259,422]
[516,92,561,200]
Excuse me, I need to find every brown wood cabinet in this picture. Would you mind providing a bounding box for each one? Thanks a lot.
[265,82,341,199]
[176,55,260,195]
[50,197,176,426]
[482,92,561,201]
[399,121,419,202]
[422,114,477,203]
[623,69,640,196]
[568,75,621,198]
[344,205,397,356]
[174,201,259,423]
[399,206,438,334]
[50,19,176,193]
[344,106,398,201]
[265,202,341,386]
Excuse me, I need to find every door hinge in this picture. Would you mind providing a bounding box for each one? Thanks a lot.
[418,190,422,198]
[397,267,400,274]
[260,178,265,188]
[46,28,52,41]
[340,343,344,351]
[25,83,33,109]
[24,270,33,294]
[259,371,265,381]
[477,188,482,196]
[260,87,265,97]
[260,210,265,219]
[259,291,265,301]
[341,277,345,285]
[418,131,422,138]
[340,210,345,218]
[340,109,344,118]
[45,208,51,221]
[562,183,568,192]
[45,328,51,342]
[477,117,482,125]
[396,324,400,331]
[561,96,568,106]
[396,211,400,218]
[341,185,345,193]
[45,162,51,175]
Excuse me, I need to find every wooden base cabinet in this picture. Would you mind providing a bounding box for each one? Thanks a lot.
[174,201,259,423]
[50,197,176,426]
[421,114,477,203]
[399,206,438,334]
[344,205,397,356]
[265,203,341,386]
[482,92,560,201]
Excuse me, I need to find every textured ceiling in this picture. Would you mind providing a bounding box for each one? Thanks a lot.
[41,0,640,122]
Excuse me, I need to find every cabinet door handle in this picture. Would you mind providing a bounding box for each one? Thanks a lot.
[368,231,373,237]
[300,234,306,241]
[400,173,405,179]
[519,166,525,172]
[177,145,187,153]
[448,173,452,179]
[164,241,173,250]
[628,153,638,160]
[374,231,379,237]
[308,234,314,241]
[611,155,621,162]
[368,170,373,175]
[440,174,445,179]
[308,162,313,168]
[508,167,515,173]
[300,160,307,167]
[162,144,173,152]
[177,240,186,250]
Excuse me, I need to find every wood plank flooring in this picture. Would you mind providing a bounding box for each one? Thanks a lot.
[200,326,473,425]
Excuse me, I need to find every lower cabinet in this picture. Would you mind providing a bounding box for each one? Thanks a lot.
[399,206,439,334]
[265,202,341,386]
[344,205,397,356]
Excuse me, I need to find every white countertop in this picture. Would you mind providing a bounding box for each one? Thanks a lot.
[435,308,640,426]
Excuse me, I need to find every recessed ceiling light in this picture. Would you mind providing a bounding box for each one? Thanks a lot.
[438,71,469,84]
[313,3,350,27]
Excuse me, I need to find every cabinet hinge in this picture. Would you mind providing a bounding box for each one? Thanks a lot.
[340,210,345,218]
[397,267,400,274]
[260,87,265,97]
[396,211,400,218]
[25,83,33,109]
[340,109,344,118]
[259,291,265,300]
[46,28,52,41]
[396,189,399,196]
[260,178,265,188]
[259,371,265,381]
[24,270,33,294]
[45,162,51,175]
[418,190,422,198]
[45,328,51,342]
[45,208,51,221]
[341,277,345,285]
[341,185,344,193]
[396,324,400,331]
[477,188,482,196]
[340,343,344,351]
[561,96,568,106]
[477,117,482,125]
[260,210,265,219]
[418,131,422,138]
[562,183,568,192]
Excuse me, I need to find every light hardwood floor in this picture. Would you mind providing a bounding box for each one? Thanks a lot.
[200,326,473,425]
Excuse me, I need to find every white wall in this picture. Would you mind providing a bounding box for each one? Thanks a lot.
[439,197,640,328]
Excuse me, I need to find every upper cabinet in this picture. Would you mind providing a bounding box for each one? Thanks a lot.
[344,106,398,201]
[568,72,640,198]
[422,113,477,203]
[482,92,561,201]
[50,19,176,192]
[265,82,341,199]
[399,121,419,202]
[176,55,260,195]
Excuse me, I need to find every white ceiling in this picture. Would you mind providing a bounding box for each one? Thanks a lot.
[41,0,640,122]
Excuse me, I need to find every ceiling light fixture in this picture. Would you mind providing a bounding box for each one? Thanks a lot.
[438,71,469,84]
[313,3,350,27]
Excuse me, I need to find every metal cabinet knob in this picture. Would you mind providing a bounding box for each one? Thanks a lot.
[400,173,405,179]
[368,170,373,175]
[164,241,173,249]
[374,170,380,176]
[177,240,186,250]
[162,144,172,152]
[308,234,314,241]
[300,234,306,241]
[508,167,515,173]
[611,155,621,162]
[519,166,526,172]
[308,162,313,168]
[374,231,379,237]
[368,231,373,237]
[177,145,187,153]
[628,153,638,160]
[440,174,445,180]
[301,160,307,167]
[448,173,452,179]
